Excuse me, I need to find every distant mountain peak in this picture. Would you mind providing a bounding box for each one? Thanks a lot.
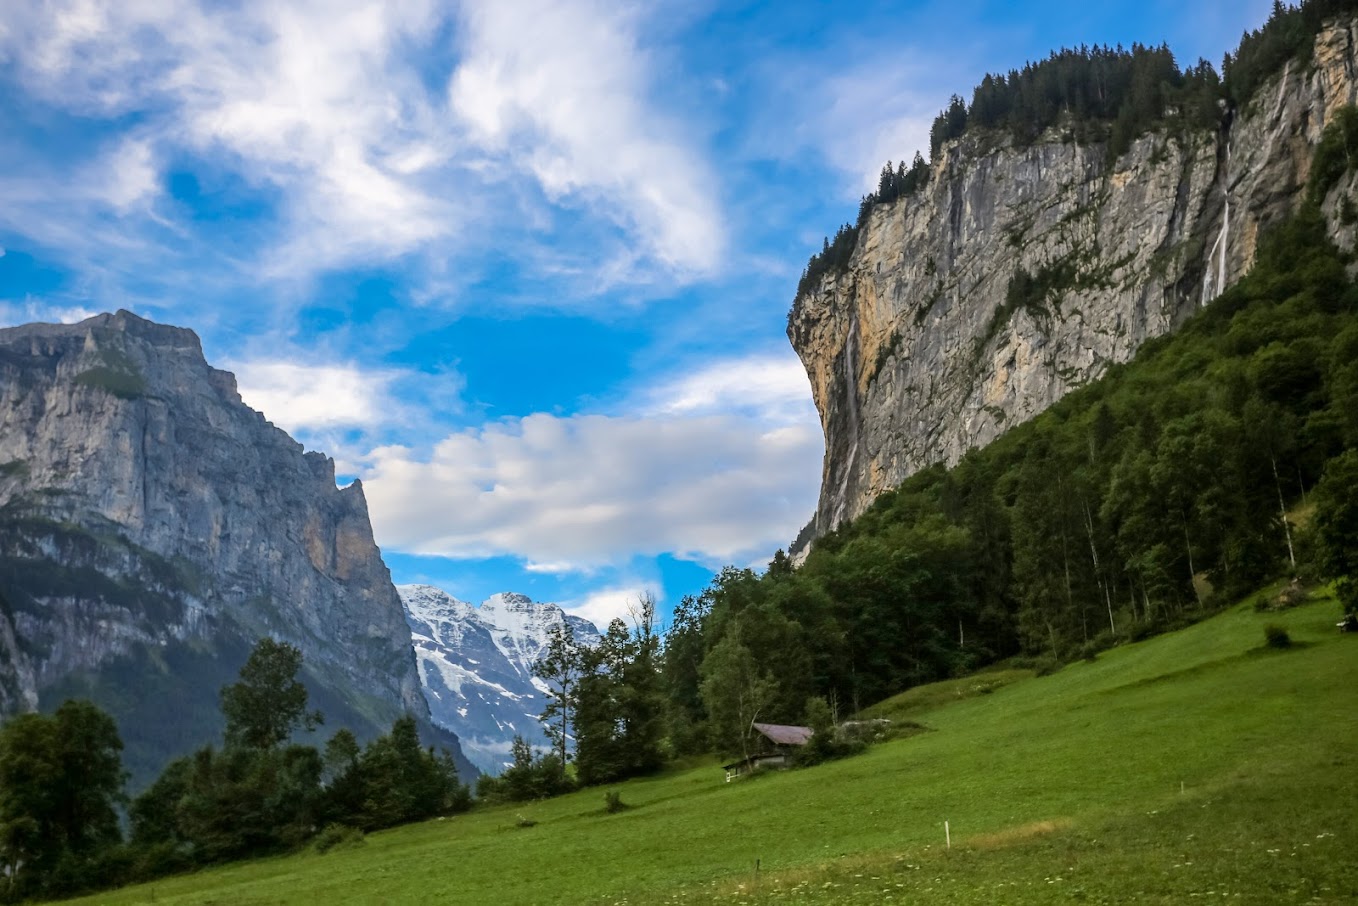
[398,584,600,775]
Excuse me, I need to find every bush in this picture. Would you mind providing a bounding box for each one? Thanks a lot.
[1264,624,1292,649]
[476,737,575,804]
[312,824,365,854]
[603,791,628,814]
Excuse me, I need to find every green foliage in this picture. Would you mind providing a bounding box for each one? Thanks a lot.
[529,595,666,790]
[320,717,471,831]
[475,736,574,804]
[73,367,147,400]
[794,696,866,767]
[534,622,584,767]
[1263,623,1293,648]
[220,638,323,751]
[1224,0,1358,107]
[1311,449,1358,613]
[602,790,628,814]
[931,44,1222,160]
[0,700,126,901]
[795,221,860,302]
[311,824,365,854]
[698,624,778,760]
[1307,105,1358,205]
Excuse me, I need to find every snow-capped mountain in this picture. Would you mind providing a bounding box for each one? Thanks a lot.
[398,584,601,775]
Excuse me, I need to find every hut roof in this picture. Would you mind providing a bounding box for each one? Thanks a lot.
[752,722,814,746]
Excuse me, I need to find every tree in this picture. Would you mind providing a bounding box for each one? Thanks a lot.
[220,638,323,751]
[617,593,666,777]
[0,701,125,899]
[1312,449,1358,615]
[475,735,571,804]
[535,623,585,766]
[699,627,776,761]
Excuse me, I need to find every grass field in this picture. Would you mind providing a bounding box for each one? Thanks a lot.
[63,594,1357,905]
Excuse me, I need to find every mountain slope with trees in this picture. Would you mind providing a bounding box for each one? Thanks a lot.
[668,123,1358,749]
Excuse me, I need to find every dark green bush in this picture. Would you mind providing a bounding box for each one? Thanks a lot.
[1264,624,1292,649]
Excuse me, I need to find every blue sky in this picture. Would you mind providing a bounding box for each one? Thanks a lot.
[0,0,1272,628]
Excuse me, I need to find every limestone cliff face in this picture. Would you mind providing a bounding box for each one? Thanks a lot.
[0,311,472,782]
[790,20,1358,542]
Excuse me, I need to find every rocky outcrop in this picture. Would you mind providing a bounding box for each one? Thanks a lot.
[790,20,1358,542]
[0,311,473,783]
[399,584,600,775]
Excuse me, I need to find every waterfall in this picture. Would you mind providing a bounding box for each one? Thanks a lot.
[1202,143,1232,305]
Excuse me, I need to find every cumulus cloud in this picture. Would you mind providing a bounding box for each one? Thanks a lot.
[231,360,406,434]
[565,584,660,630]
[363,408,821,573]
[645,353,817,425]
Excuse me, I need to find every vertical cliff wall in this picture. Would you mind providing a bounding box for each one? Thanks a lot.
[789,20,1358,544]
[0,311,473,782]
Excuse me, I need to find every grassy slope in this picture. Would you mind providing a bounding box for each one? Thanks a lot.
[63,594,1356,905]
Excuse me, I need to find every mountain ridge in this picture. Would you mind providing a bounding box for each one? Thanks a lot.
[400,583,600,775]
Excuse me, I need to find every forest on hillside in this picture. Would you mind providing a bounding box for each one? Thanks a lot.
[684,118,1358,752]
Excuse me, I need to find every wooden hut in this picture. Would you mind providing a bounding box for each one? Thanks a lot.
[722,722,813,781]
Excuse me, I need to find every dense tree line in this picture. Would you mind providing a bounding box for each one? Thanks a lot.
[0,639,470,902]
[930,44,1221,160]
[1225,0,1358,106]
[692,141,1358,756]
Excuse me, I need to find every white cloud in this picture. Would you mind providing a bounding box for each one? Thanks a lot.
[363,408,821,573]
[565,584,659,630]
[815,61,951,195]
[0,0,723,293]
[0,300,99,327]
[96,137,160,212]
[231,360,405,434]
[450,0,724,276]
[646,353,817,425]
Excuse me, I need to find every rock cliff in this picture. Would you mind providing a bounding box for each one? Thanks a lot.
[0,311,473,783]
[789,20,1358,542]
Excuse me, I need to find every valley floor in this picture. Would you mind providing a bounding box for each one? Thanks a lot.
[60,594,1357,905]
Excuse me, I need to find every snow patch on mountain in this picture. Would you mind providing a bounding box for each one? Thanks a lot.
[398,584,600,775]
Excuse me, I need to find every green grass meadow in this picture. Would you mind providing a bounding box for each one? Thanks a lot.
[64,595,1357,905]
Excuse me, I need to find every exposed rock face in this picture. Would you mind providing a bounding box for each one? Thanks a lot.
[399,584,600,775]
[790,21,1358,542]
[0,311,473,783]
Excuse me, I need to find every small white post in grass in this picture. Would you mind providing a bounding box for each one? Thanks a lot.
[945,820,951,849]
[1181,781,1185,795]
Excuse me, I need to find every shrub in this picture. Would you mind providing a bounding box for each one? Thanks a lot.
[312,824,365,854]
[603,791,628,814]
[1264,624,1292,649]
